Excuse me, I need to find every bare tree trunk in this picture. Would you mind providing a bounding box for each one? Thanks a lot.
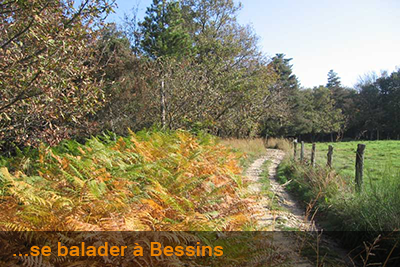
[160,79,166,129]
[109,106,116,141]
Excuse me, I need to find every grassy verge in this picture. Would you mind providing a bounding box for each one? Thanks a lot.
[297,141,400,232]
[258,156,347,266]
[277,157,400,231]
[277,157,400,265]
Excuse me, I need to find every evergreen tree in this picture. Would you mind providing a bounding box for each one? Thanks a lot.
[326,69,341,89]
[263,54,300,136]
[140,0,193,59]
[324,69,358,138]
[271,53,299,92]
[140,0,194,128]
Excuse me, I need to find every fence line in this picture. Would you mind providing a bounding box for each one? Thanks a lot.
[292,141,366,192]
[327,145,333,168]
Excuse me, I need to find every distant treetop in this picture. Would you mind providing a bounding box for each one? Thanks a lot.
[326,69,342,89]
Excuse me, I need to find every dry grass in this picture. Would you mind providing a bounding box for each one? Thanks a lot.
[220,138,292,170]
[220,138,266,156]
[265,137,292,153]
[220,138,267,170]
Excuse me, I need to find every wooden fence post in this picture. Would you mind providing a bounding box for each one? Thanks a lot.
[311,143,316,167]
[293,141,297,161]
[355,144,366,192]
[300,141,304,162]
[327,145,333,168]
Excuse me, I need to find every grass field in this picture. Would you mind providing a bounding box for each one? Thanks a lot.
[276,141,400,265]
[279,140,400,265]
[278,140,400,234]
[303,140,400,186]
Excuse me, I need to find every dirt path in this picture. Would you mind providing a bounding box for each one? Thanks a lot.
[246,149,315,231]
[246,149,314,266]
[246,149,349,267]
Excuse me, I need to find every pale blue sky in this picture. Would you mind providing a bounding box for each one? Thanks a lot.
[106,0,400,88]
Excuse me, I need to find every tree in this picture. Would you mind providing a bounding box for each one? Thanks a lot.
[139,0,194,128]
[271,54,299,92]
[354,69,400,139]
[324,70,358,139]
[377,69,400,136]
[0,0,113,151]
[92,23,147,136]
[288,86,344,140]
[354,80,384,139]
[178,0,279,137]
[140,0,193,59]
[121,0,277,137]
[326,69,341,89]
[122,3,143,56]
[311,86,344,137]
[262,54,300,136]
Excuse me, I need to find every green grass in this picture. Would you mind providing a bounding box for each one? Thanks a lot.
[303,140,400,184]
[277,159,400,265]
[259,160,272,194]
[258,160,287,212]
[278,140,400,265]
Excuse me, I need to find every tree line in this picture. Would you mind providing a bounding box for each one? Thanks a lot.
[1,0,399,154]
[274,67,400,142]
